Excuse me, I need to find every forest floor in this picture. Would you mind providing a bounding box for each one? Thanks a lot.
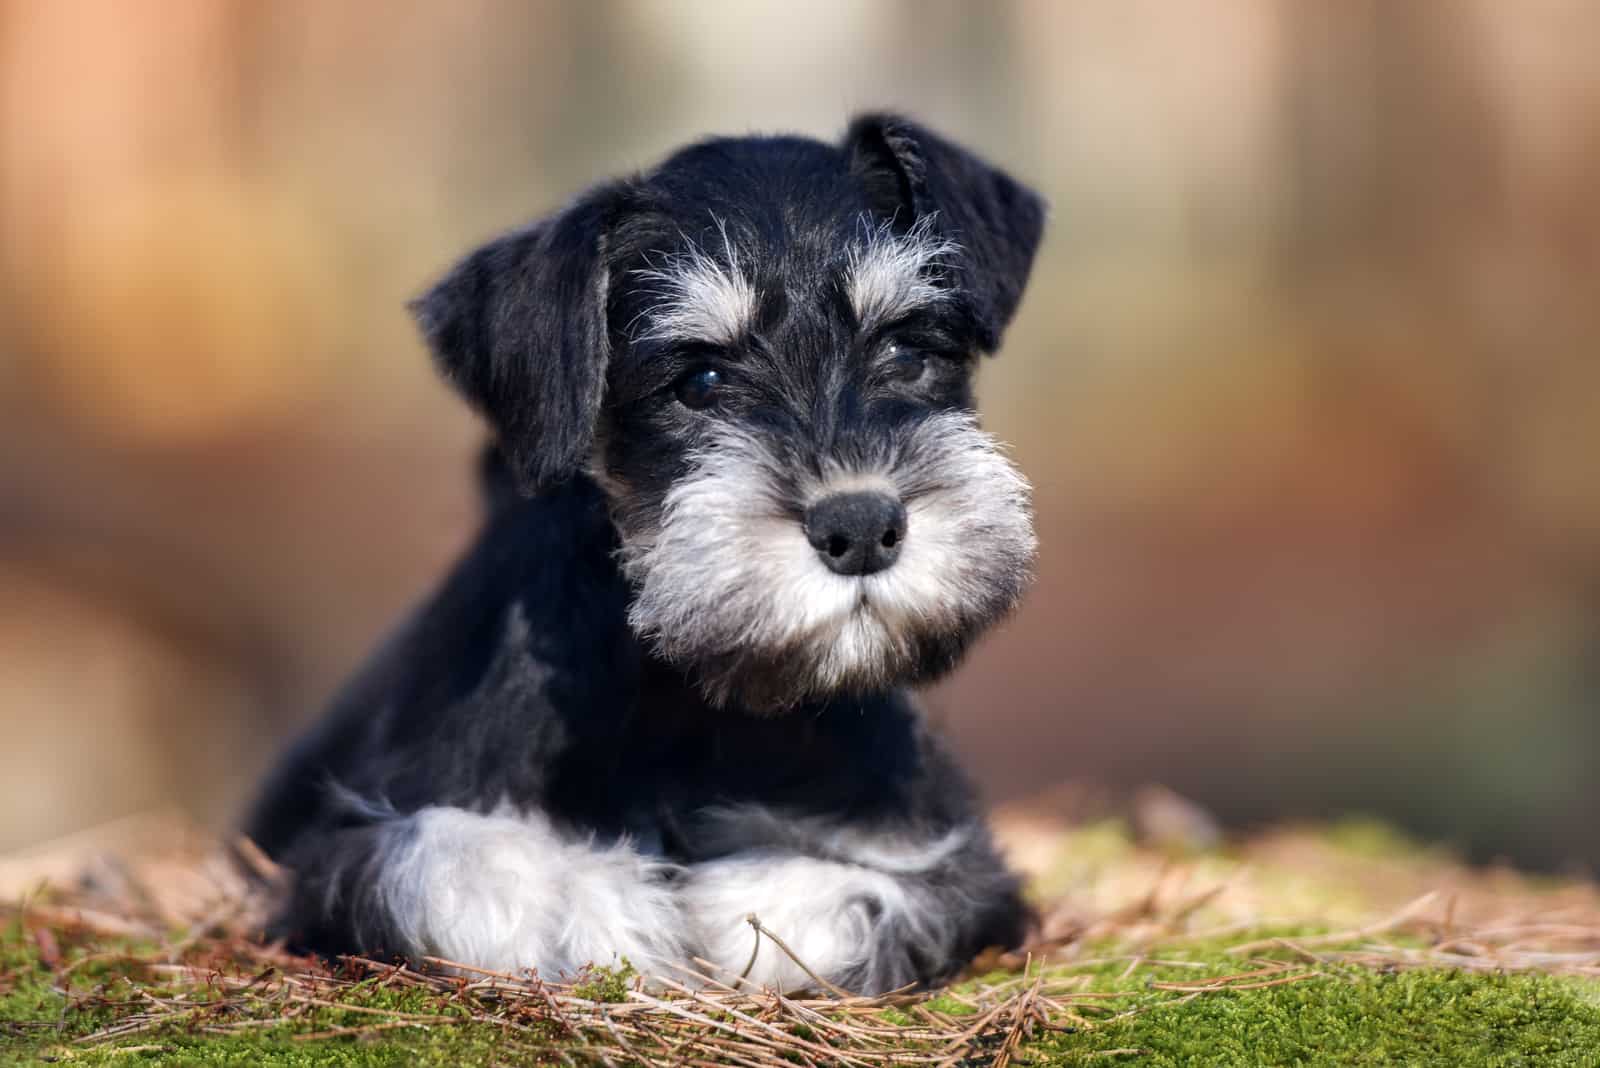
[3,794,1599,1067]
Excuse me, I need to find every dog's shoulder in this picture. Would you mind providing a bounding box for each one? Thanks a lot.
[358,471,633,734]
[247,473,639,854]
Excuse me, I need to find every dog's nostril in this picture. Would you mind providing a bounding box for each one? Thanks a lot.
[804,491,907,576]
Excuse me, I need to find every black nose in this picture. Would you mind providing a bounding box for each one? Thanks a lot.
[803,491,907,576]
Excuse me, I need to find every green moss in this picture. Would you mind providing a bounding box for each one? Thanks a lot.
[569,960,635,1003]
[0,920,522,1067]
[1029,967,1600,1067]
[911,936,1600,1068]
[8,904,1600,1066]
[877,1006,914,1026]
[12,1030,516,1068]
[922,992,980,1016]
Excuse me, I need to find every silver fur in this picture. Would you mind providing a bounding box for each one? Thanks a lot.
[620,410,1036,707]
[631,221,756,345]
[847,216,959,332]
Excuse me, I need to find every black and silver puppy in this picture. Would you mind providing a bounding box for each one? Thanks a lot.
[247,113,1045,994]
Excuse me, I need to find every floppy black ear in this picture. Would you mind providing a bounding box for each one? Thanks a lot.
[843,113,1046,351]
[410,184,623,495]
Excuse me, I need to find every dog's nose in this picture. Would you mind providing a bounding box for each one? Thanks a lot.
[804,491,907,576]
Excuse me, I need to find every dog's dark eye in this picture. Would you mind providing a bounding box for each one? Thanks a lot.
[884,344,929,383]
[674,366,724,410]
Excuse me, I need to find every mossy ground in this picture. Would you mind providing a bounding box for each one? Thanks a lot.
[4,814,1599,1066]
[7,927,1600,1065]
[0,920,506,1066]
[1038,965,1600,1066]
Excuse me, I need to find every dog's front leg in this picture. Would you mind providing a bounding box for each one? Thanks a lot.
[679,840,1014,995]
[278,806,686,979]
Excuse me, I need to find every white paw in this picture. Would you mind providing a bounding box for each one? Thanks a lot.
[679,853,919,993]
[378,805,685,979]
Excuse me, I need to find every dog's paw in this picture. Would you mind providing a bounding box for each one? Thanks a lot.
[678,854,935,994]
[380,806,686,979]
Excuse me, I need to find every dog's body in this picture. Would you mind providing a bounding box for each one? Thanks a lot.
[248,114,1045,993]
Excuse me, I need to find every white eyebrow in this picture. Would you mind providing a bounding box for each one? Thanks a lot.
[846,215,958,329]
[630,218,756,345]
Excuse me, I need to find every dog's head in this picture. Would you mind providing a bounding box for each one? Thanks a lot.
[413,114,1045,711]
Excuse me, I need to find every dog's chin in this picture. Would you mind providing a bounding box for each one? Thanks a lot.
[660,601,987,716]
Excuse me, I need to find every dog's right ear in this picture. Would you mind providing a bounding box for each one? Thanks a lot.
[410,184,624,496]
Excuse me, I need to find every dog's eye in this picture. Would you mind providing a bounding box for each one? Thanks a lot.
[884,344,929,383]
[674,366,724,410]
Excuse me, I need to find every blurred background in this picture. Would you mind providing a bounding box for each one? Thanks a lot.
[1,1,1596,870]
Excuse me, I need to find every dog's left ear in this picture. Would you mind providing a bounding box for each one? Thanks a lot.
[843,113,1046,351]
[410,183,625,496]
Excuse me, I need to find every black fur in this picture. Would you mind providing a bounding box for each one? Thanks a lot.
[248,114,1045,991]
[845,113,1046,351]
[412,185,625,495]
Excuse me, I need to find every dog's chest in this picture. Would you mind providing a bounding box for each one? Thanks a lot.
[542,688,923,858]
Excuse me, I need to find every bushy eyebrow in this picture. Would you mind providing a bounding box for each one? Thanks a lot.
[628,218,756,346]
[846,215,959,333]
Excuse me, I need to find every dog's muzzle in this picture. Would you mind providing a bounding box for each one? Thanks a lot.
[803,491,907,576]
[619,412,1036,709]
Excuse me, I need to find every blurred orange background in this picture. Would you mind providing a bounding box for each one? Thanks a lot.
[2,1,1596,869]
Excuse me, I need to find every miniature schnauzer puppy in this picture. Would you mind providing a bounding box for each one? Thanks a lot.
[246,113,1046,994]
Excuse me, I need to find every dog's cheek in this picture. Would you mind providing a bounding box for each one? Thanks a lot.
[598,414,698,520]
